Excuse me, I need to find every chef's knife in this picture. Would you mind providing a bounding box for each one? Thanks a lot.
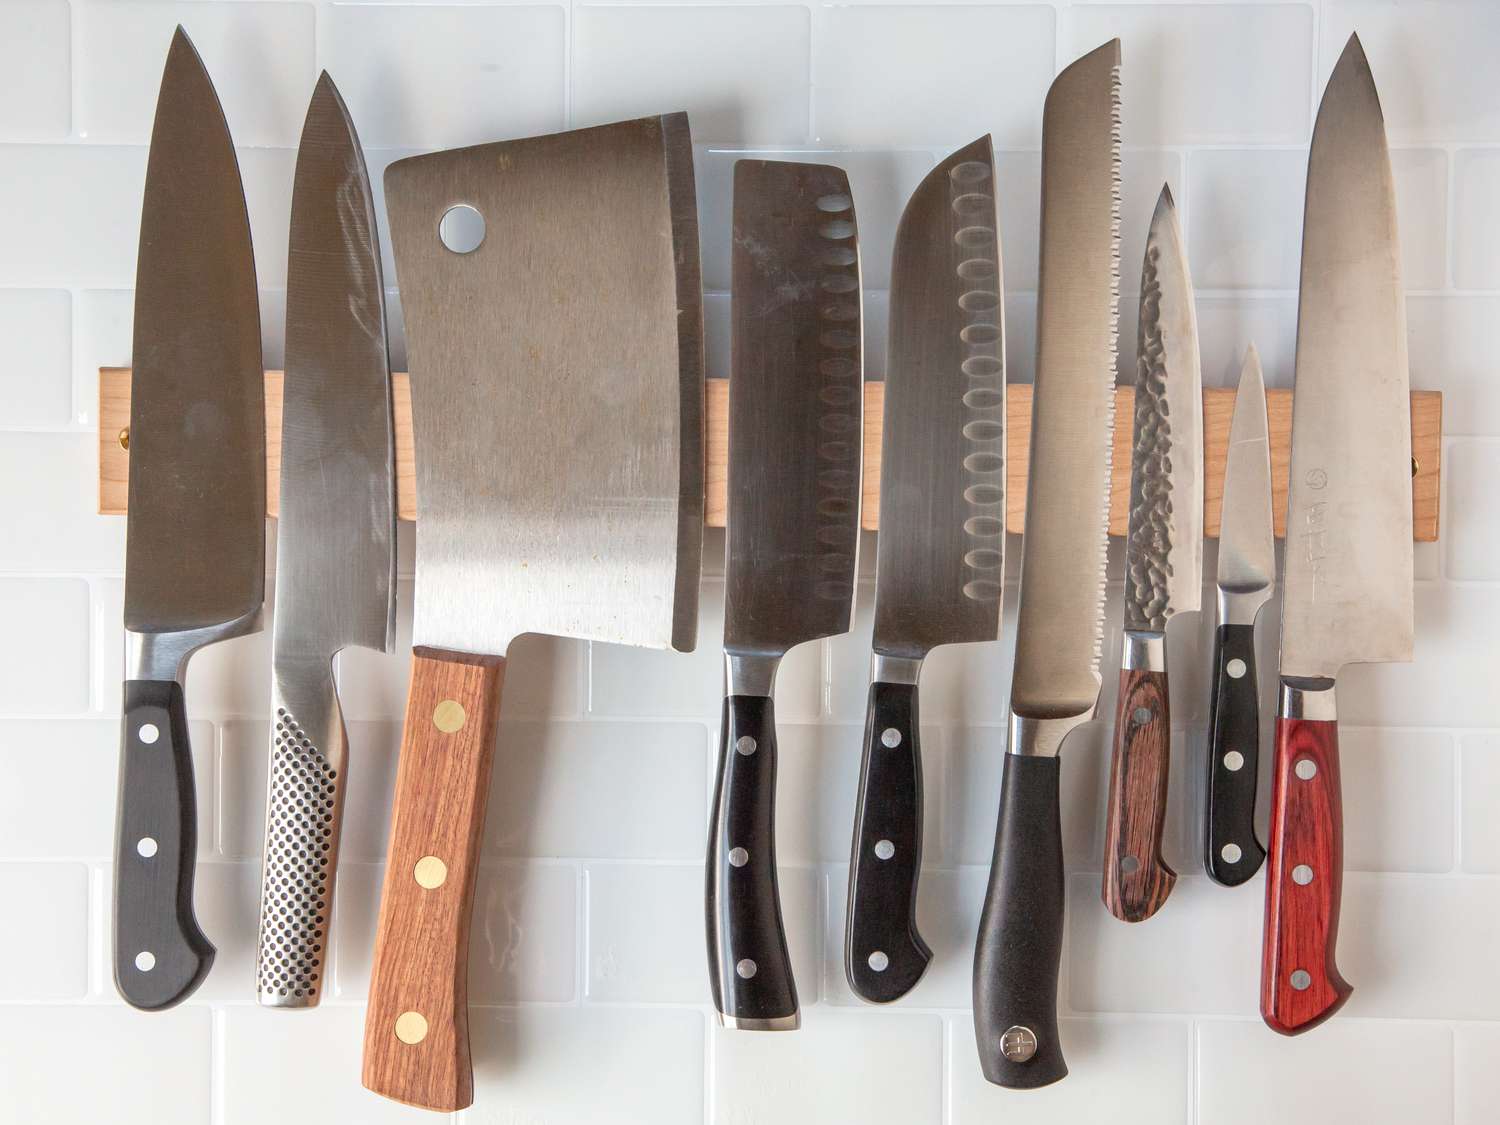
[1205,345,1273,886]
[1102,185,1202,923]
[362,116,702,1110]
[115,26,263,1012]
[254,73,395,1008]
[845,136,1003,1004]
[972,39,1120,1088]
[708,160,862,1031]
[1262,33,1412,1035]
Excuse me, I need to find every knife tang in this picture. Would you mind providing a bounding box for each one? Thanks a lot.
[1205,621,1266,884]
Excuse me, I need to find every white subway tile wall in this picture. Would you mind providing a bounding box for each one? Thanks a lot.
[0,2,1493,1122]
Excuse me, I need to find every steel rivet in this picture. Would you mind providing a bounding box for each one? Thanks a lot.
[138,723,160,746]
[1292,864,1314,885]
[1224,750,1245,772]
[1295,758,1318,781]
[432,700,466,733]
[881,727,902,748]
[874,839,895,860]
[413,856,448,889]
[1289,970,1312,992]
[1000,1025,1038,1062]
[118,427,130,451]
[735,959,757,979]
[134,951,155,972]
[137,837,158,858]
[1121,855,1140,875]
[1133,706,1152,726]
[729,847,749,867]
[1226,658,1247,679]
[735,736,757,756]
[394,1011,429,1044]
[1221,843,1242,864]
[868,951,889,972]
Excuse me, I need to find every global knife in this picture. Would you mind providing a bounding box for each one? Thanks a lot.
[254,73,395,1008]
[1262,33,1412,1035]
[845,136,1003,1004]
[1204,345,1273,886]
[115,26,264,1011]
[1102,184,1202,923]
[363,116,702,1111]
[708,160,862,1031]
[972,39,1120,1088]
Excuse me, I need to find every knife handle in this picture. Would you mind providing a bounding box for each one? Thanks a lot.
[706,693,798,1029]
[845,679,930,1003]
[973,752,1066,1088]
[114,679,214,1010]
[362,650,505,1112]
[1261,709,1350,1035]
[1205,624,1266,885]
[1102,666,1177,922]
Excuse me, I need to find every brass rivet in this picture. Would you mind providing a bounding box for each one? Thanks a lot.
[394,1011,428,1044]
[1411,456,1419,478]
[432,699,466,733]
[117,427,130,451]
[413,855,448,889]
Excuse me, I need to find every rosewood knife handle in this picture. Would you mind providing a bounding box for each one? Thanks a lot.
[362,650,505,1112]
[1103,668,1177,921]
[973,753,1066,1088]
[114,678,214,1010]
[845,679,930,1003]
[1205,624,1266,885]
[706,693,798,1029]
[1262,714,1350,1035]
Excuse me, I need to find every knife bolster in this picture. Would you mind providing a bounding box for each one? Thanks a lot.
[1008,712,1090,759]
[1279,679,1337,721]
[726,651,781,697]
[1121,630,1165,672]
[126,606,264,682]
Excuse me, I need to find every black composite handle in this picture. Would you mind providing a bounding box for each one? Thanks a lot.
[1204,623,1267,885]
[114,679,214,1009]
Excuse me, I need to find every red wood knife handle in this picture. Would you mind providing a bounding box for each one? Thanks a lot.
[1102,667,1176,922]
[1261,715,1351,1034]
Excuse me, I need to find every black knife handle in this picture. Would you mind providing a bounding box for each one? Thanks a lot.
[114,679,214,1010]
[973,752,1066,1088]
[1205,623,1267,885]
[845,679,930,1002]
[706,693,798,1028]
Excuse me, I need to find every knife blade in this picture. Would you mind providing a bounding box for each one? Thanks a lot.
[1102,184,1202,923]
[972,38,1120,1088]
[1205,344,1273,886]
[362,115,703,1111]
[115,26,263,1012]
[1262,32,1413,1036]
[844,136,1003,1004]
[708,159,862,1031]
[254,72,395,1009]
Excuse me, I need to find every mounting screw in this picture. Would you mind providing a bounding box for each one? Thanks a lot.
[117,427,130,451]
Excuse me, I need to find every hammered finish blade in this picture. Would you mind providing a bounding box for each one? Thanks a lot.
[1123,185,1202,633]
[872,136,1004,660]
[1217,345,1274,604]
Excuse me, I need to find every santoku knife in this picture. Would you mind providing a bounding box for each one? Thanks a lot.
[1262,33,1413,1035]
[115,26,264,1011]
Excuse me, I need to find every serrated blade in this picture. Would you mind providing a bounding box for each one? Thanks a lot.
[1280,35,1413,681]
[724,160,862,656]
[1217,344,1274,602]
[1010,39,1121,720]
[1123,185,1202,634]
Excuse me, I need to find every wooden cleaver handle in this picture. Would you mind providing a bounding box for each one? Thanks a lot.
[362,650,505,1112]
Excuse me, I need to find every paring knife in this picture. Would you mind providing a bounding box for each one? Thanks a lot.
[1262,33,1412,1035]
[845,136,1004,1004]
[1102,185,1202,923]
[708,160,862,1031]
[254,73,395,1008]
[115,26,263,1011]
[363,115,702,1111]
[972,39,1120,1089]
[1204,345,1273,886]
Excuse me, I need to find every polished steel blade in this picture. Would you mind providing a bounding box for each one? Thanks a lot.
[1011,39,1121,720]
[1281,34,1413,680]
[724,160,862,656]
[1123,185,1202,633]
[872,137,1004,660]
[1217,345,1274,607]
[273,73,395,664]
[125,27,264,634]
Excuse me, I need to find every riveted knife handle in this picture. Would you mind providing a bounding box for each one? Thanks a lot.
[707,694,798,1029]
[1262,714,1350,1035]
[1103,668,1176,921]
[974,753,1066,1088]
[114,679,214,1010]
[363,650,505,1112]
[1205,624,1266,885]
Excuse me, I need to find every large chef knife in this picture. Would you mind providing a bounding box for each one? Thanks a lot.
[1262,33,1412,1035]
[1102,185,1202,923]
[362,116,702,1111]
[1204,345,1273,886]
[115,27,263,1011]
[254,73,395,1008]
[844,136,1003,1003]
[708,160,862,1031]
[972,39,1120,1088]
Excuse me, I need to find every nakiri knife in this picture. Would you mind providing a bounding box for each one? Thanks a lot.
[115,26,264,1012]
[254,73,395,1008]
[708,160,863,1031]
[972,38,1120,1089]
[1102,184,1202,923]
[1204,345,1273,886]
[1262,33,1413,1036]
[844,136,1004,1004]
